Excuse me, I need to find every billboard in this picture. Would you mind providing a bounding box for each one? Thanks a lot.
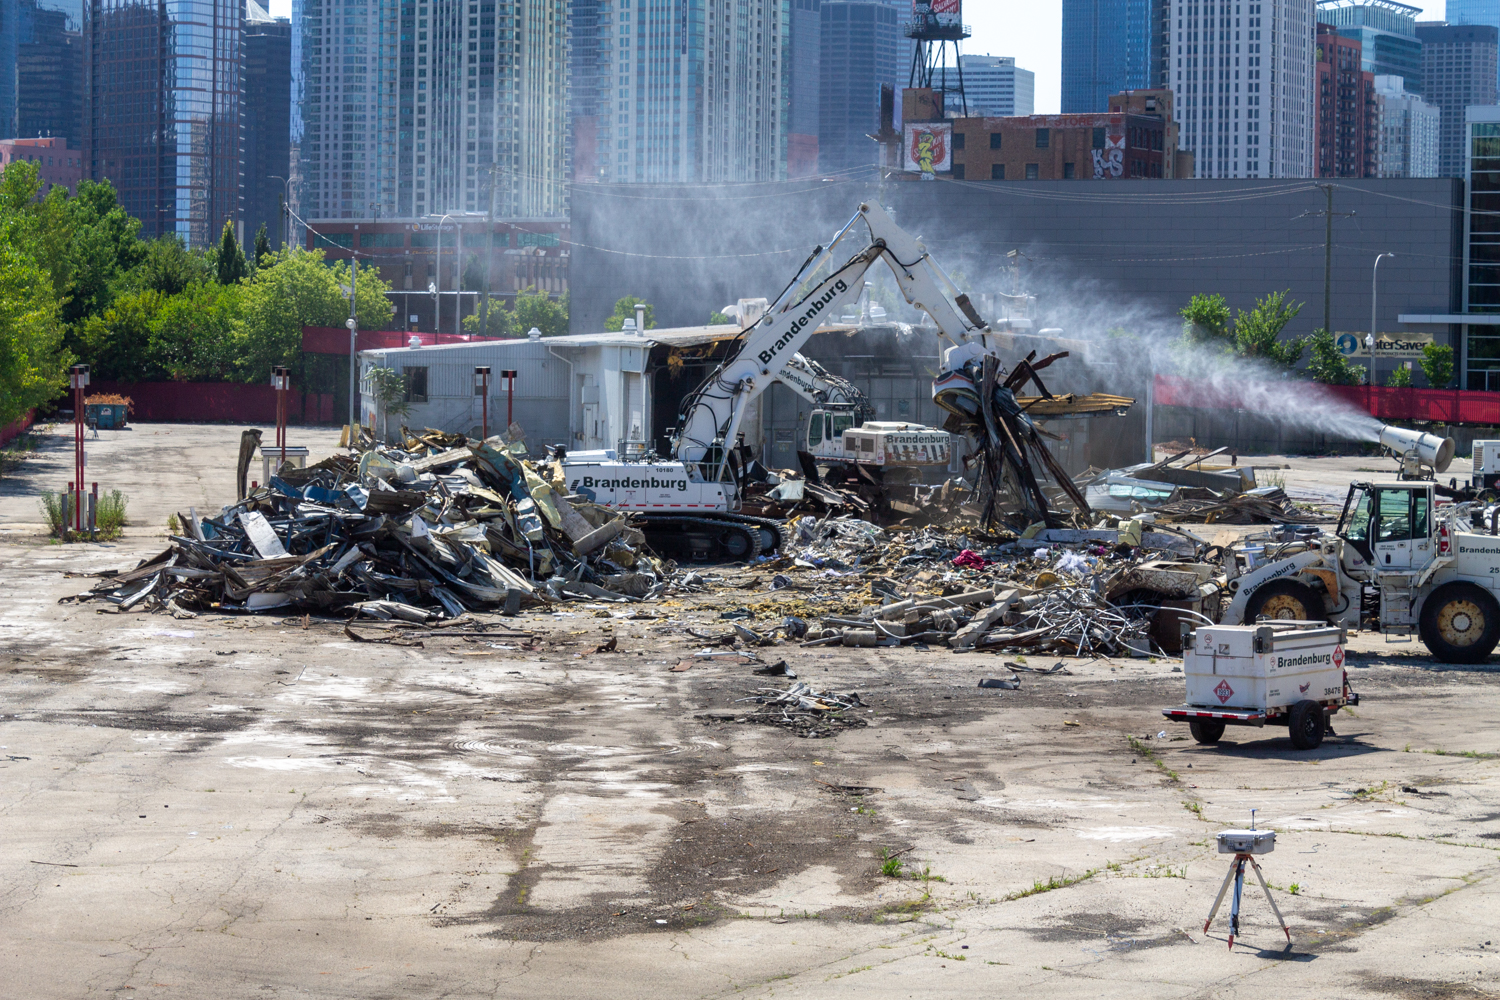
[1334,332,1435,358]
[912,0,961,26]
[903,122,952,176]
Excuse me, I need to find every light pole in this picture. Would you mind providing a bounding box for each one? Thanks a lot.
[267,175,291,250]
[427,212,455,337]
[1370,252,1395,408]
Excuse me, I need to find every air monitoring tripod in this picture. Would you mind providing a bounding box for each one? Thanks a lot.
[1203,851,1291,950]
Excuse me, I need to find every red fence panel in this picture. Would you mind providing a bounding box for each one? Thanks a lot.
[91,381,336,424]
[1155,375,1500,426]
[0,409,34,447]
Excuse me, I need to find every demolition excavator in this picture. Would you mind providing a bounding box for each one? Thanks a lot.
[558,201,1086,560]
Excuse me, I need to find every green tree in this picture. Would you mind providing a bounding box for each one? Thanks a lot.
[1386,364,1413,387]
[1307,329,1365,385]
[1420,343,1455,389]
[1233,290,1306,369]
[0,240,67,425]
[603,294,653,332]
[708,310,734,325]
[513,287,568,337]
[77,290,163,382]
[150,282,242,382]
[253,224,272,270]
[462,303,518,338]
[235,249,393,383]
[215,220,248,285]
[134,235,211,297]
[1178,293,1232,347]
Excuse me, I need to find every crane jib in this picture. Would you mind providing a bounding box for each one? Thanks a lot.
[757,280,848,365]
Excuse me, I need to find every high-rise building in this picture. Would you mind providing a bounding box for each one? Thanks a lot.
[954,54,1034,117]
[819,1,899,173]
[1315,21,1376,177]
[84,0,242,246]
[0,0,83,147]
[298,0,567,222]
[1167,0,1316,178]
[787,0,820,177]
[569,0,604,182]
[1316,0,1422,97]
[1372,73,1437,177]
[1448,0,1500,90]
[1061,0,1168,113]
[604,0,786,183]
[245,2,291,247]
[1416,22,1499,178]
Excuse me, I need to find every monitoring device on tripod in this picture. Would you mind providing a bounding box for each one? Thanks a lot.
[1204,810,1291,949]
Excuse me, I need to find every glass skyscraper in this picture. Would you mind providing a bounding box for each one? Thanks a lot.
[819,0,899,172]
[1448,0,1500,90]
[1316,0,1422,97]
[85,0,242,246]
[0,0,83,147]
[1061,0,1167,113]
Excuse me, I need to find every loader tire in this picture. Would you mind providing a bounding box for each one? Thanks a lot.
[1189,720,1226,744]
[1288,700,1325,751]
[1244,580,1325,624]
[1419,582,1500,664]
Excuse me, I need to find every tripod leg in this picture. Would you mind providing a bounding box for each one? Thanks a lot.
[1250,858,1292,943]
[1204,859,1238,933]
[1228,857,1246,950]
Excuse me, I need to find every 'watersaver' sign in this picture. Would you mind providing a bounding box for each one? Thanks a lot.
[1334,332,1434,358]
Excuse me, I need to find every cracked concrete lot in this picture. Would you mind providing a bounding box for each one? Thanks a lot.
[2,423,1500,999]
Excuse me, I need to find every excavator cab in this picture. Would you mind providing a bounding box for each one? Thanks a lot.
[1337,482,1434,571]
[805,408,855,456]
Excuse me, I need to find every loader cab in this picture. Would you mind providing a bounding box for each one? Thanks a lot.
[1337,482,1434,570]
[805,409,855,455]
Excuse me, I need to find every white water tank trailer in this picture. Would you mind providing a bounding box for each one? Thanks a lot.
[1473,439,1500,491]
[1162,622,1357,751]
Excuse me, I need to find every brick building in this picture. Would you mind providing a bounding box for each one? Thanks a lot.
[1316,22,1379,177]
[0,136,82,196]
[948,88,1192,181]
[305,217,568,333]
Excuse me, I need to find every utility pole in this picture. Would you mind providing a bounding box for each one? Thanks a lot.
[1297,185,1356,335]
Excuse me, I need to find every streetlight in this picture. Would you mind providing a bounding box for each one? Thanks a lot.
[426,212,455,337]
[1370,252,1395,409]
[267,174,291,250]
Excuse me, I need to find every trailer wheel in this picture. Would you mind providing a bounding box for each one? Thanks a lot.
[1244,580,1324,623]
[1419,583,1500,664]
[1288,700,1325,750]
[1189,720,1226,744]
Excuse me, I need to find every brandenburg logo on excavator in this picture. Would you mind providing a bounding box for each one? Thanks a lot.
[757,280,847,365]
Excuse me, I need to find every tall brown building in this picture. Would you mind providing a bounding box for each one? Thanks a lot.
[1316,22,1378,178]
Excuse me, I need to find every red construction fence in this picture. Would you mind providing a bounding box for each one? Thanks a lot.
[90,381,336,424]
[0,409,35,447]
[1153,375,1500,426]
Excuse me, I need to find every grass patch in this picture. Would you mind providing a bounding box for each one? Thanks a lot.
[1182,800,1204,819]
[1127,735,1180,782]
[1003,868,1101,901]
[38,488,128,541]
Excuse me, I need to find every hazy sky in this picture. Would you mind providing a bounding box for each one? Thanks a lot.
[263,0,1451,114]
[966,1,1447,113]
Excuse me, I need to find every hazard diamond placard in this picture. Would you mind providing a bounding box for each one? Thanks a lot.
[1214,679,1234,704]
[1333,645,1345,669]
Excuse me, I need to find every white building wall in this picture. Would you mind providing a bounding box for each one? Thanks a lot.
[958,55,1035,117]
[1168,0,1314,178]
[1374,74,1441,178]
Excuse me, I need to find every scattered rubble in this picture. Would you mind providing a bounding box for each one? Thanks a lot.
[77,431,673,617]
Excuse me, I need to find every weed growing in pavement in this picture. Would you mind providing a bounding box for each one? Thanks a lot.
[1003,868,1102,901]
[1139,866,1187,879]
[167,514,181,535]
[879,849,905,878]
[932,950,966,961]
[1289,883,1301,895]
[1127,735,1180,782]
[39,488,128,540]
[96,489,128,538]
[1183,800,1204,818]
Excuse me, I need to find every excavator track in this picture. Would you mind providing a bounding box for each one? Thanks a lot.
[638,513,779,563]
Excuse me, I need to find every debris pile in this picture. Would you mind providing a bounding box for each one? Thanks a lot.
[733,680,869,739]
[77,434,671,618]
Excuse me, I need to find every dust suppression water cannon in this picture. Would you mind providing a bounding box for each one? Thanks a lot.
[1378,424,1455,480]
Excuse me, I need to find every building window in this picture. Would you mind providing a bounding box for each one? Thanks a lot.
[1036,128,1050,148]
[991,163,1005,179]
[952,131,965,150]
[1063,162,1075,179]
[989,132,1002,149]
[1025,163,1039,179]
[952,163,965,179]
[1093,127,1105,149]
[404,367,429,403]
